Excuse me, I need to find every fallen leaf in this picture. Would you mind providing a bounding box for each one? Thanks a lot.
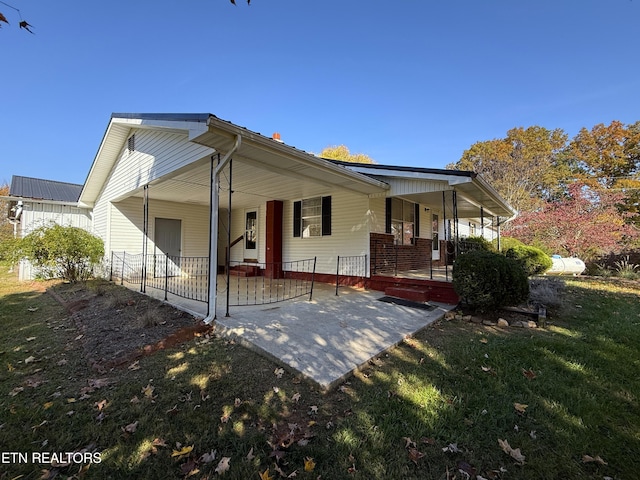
[522,368,537,380]
[246,447,255,461]
[43,401,54,410]
[292,392,301,403]
[234,397,241,407]
[582,454,607,465]
[408,447,425,464]
[7,363,14,372]
[274,367,284,378]
[142,383,155,399]
[215,456,231,475]
[26,336,37,342]
[481,366,492,373]
[480,338,488,344]
[25,356,36,364]
[128,361,140,371]
[442,443,460,453]
[498,438,525,465]
[122,421,139,434]
[130,395,140,404]
[199,449,217,463]
[9,387,24,396]
[27,307,38,312]
[308,405,318,416]
[514,403,528,414]
[220,414,230,423]
[171,445,194,458]
[259,468,275,480]
[95,399,108,411]
[304,457,316,472]
[152,438,168,447]
[403,437,416,449]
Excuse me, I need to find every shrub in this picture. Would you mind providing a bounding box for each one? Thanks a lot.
[18,223,104,282]
[453,249,529,311]
[459,236,495,253]
[504,244,553,276]
[494,236,524,252]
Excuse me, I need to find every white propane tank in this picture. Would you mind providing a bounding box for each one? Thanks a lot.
[546,255,586,275]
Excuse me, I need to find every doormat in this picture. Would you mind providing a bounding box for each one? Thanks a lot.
[377,296,437,311]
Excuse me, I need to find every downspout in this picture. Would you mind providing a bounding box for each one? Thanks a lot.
[204,134,242,324]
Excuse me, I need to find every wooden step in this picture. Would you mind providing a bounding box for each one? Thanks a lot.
[384,286,430,303]
[229,265,261,277]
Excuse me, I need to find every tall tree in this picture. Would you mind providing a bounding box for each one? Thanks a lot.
[503,183,638,261]
[319,145,376,164]
[447,126,568,212]
[568,120,640,224]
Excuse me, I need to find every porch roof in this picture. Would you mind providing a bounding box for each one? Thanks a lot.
[79,113,390,208]
[330,161,516,219]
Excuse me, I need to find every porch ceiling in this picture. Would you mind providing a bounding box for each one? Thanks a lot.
[129,156,359,210]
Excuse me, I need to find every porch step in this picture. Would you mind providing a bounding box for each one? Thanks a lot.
[229,265,261,277]
[384,286,430,303]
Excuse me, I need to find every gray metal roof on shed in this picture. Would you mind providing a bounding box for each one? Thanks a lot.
[10,176,83,202]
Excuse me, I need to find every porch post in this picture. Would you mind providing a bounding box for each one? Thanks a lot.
[453,190,459,257]
[226,158,232,318]
[141,184,149,293]
[480,206,484,238]
[496,216,501,251]
[205,135,242,324]
[442,191,448,280]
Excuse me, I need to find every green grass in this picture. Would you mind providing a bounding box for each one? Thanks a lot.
[1,265,639,479]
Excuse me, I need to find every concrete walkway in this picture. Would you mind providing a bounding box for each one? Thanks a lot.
[145,283,456,391]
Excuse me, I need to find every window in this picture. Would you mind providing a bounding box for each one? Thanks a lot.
[389,198,416,245]
[293,196,331,238]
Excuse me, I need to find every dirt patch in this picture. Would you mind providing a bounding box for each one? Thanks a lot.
[48,280,211,372]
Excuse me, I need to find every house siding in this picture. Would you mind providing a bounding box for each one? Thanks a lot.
[283,190,371,275]
[95,128,213,205]
[107,197,209,257]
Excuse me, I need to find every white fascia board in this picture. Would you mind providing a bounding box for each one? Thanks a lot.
[344,165,473,185]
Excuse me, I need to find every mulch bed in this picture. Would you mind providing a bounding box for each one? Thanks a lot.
[47,281,212,372]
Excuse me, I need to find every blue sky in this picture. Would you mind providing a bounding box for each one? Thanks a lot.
[1,0,639,186]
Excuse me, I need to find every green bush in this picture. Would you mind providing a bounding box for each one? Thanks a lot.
[504,244,553,276]
[18,223,104,282]
[459,236,495,253]
[493,236,524,252]
[453,249,529,311]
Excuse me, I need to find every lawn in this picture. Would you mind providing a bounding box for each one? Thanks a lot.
[0,264,639,479]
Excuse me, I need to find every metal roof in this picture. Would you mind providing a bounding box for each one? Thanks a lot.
[10,176,83,202]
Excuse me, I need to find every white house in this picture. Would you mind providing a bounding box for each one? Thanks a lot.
[76,113,515,320]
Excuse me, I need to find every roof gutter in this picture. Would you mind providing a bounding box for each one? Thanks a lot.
[204,133,242,325]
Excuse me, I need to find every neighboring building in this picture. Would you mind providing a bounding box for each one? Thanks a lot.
[3,176,92,280]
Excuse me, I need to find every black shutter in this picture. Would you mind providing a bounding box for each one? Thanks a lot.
[385,198,392,234]
[321,196,332,236]
[414,203,420,238]
[293,201,301,237]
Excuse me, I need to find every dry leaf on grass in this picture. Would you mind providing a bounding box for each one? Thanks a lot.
[498,438,525,465]
[215,457,231,475]
[514,403,528,414]
[582,454,607,465]
[172,445,194,458]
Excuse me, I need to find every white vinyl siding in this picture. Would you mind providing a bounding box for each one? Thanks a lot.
[96,129,213,205]
[284,190,370,275]
[107,197,209,258]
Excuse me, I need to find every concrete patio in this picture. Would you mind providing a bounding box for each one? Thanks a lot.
[141,281,456,391]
